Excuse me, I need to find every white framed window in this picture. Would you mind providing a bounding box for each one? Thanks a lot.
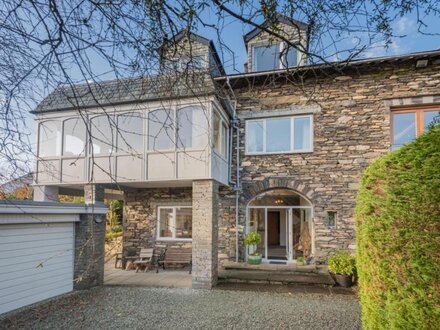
[252,42,299,72]
[245,115,313,154]
[148,109,175,151]
[157,206,192,240]
[63,118,86,156]
[177,106,208,149]
[213,110,228,158]
[38,120,62,157]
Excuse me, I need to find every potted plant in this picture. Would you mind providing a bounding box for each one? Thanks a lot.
[328,250,356,287]
[244,232,262,265]
[296,256,305,266]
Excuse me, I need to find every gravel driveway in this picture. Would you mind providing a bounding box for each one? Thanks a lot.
[0,286,361,329]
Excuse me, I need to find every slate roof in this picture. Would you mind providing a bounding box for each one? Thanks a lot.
[33,71,217,113]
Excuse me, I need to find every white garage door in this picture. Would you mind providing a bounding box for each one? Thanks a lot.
[0,222,74,314]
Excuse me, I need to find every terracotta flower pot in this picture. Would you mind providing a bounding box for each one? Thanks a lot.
[334,274,353,287]
[248,254,262,265]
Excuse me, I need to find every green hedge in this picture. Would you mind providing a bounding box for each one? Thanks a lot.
[355,124,440,329]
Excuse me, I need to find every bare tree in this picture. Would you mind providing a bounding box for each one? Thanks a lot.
[0,0,438,185]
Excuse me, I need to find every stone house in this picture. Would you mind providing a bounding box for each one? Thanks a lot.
[32,16,440,288]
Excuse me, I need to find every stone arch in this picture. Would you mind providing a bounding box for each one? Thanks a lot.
[241,177,317,206]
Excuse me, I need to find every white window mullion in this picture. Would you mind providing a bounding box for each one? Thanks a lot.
[263,119,267,152]
[172,207,177,239]
[279,43,284,69]
[291,117,294,152]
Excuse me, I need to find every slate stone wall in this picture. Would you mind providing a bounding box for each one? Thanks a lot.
[74,212,106,290]
[217,61,440,263]
[123,187,193,257]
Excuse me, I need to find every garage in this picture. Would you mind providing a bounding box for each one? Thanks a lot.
[0,202,81,315]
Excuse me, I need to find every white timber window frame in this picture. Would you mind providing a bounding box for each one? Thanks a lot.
[212,108,229,159]
[245,114,313,155]
[156,206,193,241]
[251,42,300,72]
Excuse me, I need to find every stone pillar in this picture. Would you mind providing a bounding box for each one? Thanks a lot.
[74,209,106,290]
[33,185,59,202]
[74,184,106,290]
[84,184,105,204]
[192,180,219,289]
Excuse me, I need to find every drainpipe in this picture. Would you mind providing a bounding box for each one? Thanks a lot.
[225,76,240,263]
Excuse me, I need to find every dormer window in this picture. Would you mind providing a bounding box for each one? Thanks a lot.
[252,43,299,72]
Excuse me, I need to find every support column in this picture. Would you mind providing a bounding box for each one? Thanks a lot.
[33,185,59,202]
[192,180,219,289]
[73,184,106,290]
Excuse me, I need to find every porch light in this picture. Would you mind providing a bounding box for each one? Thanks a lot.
[274,199,284,205]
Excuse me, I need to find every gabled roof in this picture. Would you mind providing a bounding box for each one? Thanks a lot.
[163,30,225,75]
[243,15,308,44]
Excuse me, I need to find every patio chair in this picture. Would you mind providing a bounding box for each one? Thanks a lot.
[133,248,154,272]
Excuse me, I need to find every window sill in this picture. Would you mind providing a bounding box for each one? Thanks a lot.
[245,150,314,156]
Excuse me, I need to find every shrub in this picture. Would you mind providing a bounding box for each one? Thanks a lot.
[328,250,356,276]
[105,231,123,242]
[244,231,261,246]
[355,124,440,329]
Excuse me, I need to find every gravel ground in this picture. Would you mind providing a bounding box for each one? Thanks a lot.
[0,286,361,330]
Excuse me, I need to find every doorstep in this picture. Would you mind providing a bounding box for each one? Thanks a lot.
[219,262,334,286]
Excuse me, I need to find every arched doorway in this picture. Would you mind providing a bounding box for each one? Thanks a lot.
[246,189,313,263]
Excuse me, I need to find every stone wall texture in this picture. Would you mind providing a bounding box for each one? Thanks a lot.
[192,180,219,288]
[220,60,440,263]
[123,187,192,257]
[74,212,106,290]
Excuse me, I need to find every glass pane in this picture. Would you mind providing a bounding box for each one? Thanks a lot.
[213,112,221,152]
[91,116,115,155]
[248,208,266,258]
[148,109,174,150]
[392,112,416,149]
[39,121,61,157]
[293,117,311,150]
[117,112,144,153]
[266,118,291,152]
[63,118,86,156]
[253,44,280,71]
[246,120,264,153]
[424,110,440,130]
[177,106,208,149]
[158,208,173,238]
[282,47,298,68]
[221,122,228,157]
[175,207,192,238]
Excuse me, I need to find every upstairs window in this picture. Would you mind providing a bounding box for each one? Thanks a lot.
[90,115,115,155]
[63,118,86,156]
[213,111,228,158]
[391,107,439,150]
[38,121,61,157]
[117,112,144,154]
[148,109,174,151]
[245,115,313,154]
[253,44,280,71]
[177,106,208,149]
[252,43,299,72]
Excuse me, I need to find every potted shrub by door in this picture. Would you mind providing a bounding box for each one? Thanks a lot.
[328,250,356,287]
[244,232,262,265]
